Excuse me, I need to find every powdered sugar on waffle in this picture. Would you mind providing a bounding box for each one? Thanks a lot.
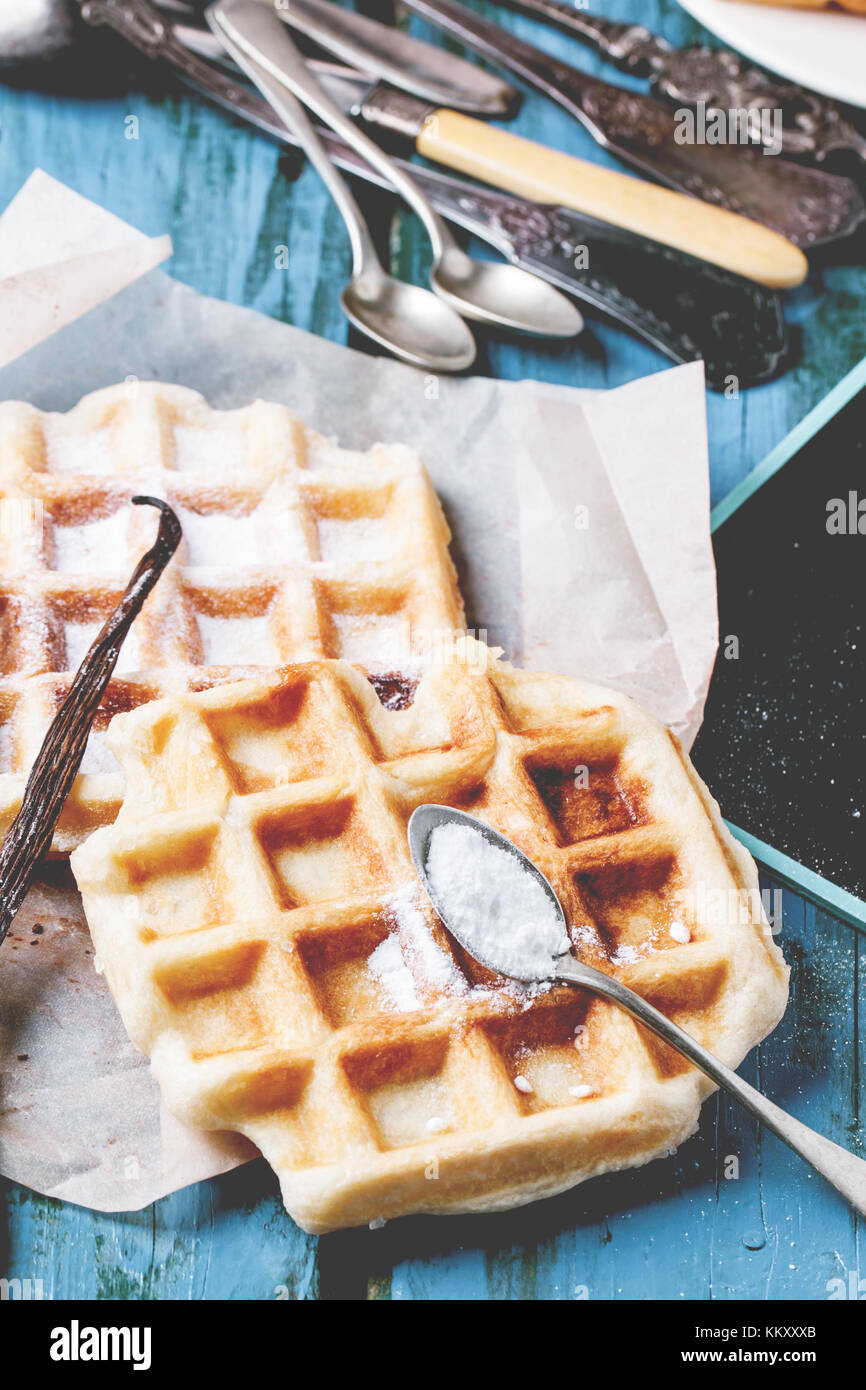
[62,621,140,675]
[51,508,131,574]
[0,720,13,775]
[0,386,466,856]
[369,885,467,1013]
[80,729,122,776]
[172,423,246,473]
[316,517,391,564]
[390,884,466,995]
[177,507,263,568]
[331,613,420,673]
[196,614,276,666]
[45,429,115,475]
[368,934,420,1012]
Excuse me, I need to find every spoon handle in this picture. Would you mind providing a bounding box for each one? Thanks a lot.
[555,957,866,1217]
[207,9,378,279]
[210,0,452,263]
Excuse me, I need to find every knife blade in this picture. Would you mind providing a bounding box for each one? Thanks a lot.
[316,71,806,290]
[273,0,517,116]
[397,0,865,248]
[79,0,518,115]
[79,0,788,385]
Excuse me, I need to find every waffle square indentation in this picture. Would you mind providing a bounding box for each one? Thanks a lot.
[527,756,648,844]
[575,854,692,964]
[156,941,270,1057]
[206,677,337,792]
[342,1034,457,1149]
[258,796,390,908]
[481,998,602,1115]
[118,823,224,937]
[296,915,394,1027]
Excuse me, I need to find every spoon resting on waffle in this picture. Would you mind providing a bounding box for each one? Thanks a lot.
[410,804,866,1220]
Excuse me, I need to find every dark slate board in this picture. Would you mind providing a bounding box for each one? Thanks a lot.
[692,384,865,904]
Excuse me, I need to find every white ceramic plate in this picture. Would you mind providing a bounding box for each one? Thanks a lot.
[677,0,866,108]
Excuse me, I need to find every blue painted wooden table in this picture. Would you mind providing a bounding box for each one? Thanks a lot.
[0,0,864,1301]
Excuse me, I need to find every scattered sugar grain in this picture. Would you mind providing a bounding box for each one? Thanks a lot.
[513,1075,533,1094]
[669,920,691,944]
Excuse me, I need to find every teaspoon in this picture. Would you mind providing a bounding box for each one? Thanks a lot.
[208,0,582,339]
[408,804,866,1218]
[209,5,476,371]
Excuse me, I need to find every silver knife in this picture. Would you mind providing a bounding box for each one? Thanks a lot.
[273,0,517,115]
[397,0,865,247]
[487,0,866,164]
[143,0,519,115]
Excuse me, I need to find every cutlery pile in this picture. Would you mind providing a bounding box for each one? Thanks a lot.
[71,0,865,384]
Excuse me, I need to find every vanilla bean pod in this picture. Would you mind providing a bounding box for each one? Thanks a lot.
[0,497,182,945]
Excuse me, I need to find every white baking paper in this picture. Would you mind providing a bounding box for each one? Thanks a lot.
[0,175,717,1210]
[0,171,171,371]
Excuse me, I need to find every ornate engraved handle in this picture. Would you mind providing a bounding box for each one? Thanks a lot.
[491,0,674,73]
[486,0,866,161]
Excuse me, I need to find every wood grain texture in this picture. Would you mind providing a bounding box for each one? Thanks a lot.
[0,0,863,1301]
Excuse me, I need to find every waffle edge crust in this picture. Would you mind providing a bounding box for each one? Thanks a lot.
[70,638,788,1233]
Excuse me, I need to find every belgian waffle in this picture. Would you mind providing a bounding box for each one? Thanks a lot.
[71,638,788,1233]
[0,382,463,852]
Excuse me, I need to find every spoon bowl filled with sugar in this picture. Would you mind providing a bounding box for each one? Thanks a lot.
[407,805,866,1217]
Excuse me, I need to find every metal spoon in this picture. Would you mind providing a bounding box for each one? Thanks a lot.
[208,0,582,339]
[208,7,476,371]
[408,804,866,1218]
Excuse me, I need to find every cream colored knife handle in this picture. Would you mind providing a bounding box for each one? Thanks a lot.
[416,109,808,289]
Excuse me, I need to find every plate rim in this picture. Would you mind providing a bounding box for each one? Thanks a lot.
[677,0,866,108]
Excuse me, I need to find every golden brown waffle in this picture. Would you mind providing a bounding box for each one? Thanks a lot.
[0,382,463,852]
[71,638,788,1233]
